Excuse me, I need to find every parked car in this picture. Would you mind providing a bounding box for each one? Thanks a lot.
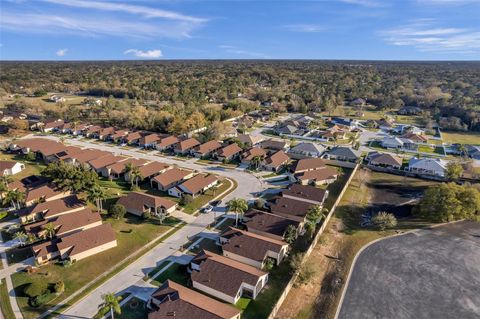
[210,200,221,207]
[203,205,214,213]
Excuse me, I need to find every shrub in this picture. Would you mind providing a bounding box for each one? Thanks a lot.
[296,261,317,287]
[254,198,265,209]
[263,257,275,271]
[180,194,193,205]
[30,292,56,307]
[371,211,398,231]
[24,280,48,298]
[109,204,126,220]
[143,211,152,219]
[53,281,65,294]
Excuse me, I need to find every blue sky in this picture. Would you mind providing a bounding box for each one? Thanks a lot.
[1,0,479,60]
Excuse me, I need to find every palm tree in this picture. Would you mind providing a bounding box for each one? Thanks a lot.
[97,293,122,319]
[210,184,219,197]
[0,175,12,187]
[304,205,327,238]
[227,198,248,227]
[124,162,135,186]
[14,231,28,246]
[87,185,107,212]
[0,182,7,200]
[129,166,142,187]
[251,155,264,171]
[43,222,57,239]
[3,189,25,209]
[458,144,468,158]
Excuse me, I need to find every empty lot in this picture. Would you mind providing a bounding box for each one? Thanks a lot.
[337,221,480,319]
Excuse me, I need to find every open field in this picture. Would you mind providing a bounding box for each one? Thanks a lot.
[338,221,480,319]
[12,215,181,319]
[441,131,480,145]
[275,170,437,319]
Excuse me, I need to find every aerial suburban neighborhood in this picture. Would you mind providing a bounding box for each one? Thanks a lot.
[1,1,480,319]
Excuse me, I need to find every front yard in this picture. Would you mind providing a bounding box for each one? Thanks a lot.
[118,297,148,319]
[150,262,189,287]
[182,179,233,214]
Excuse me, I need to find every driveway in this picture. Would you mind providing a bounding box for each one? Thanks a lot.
[337,221,480,319]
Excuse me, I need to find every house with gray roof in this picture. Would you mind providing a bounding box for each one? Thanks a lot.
[325,146,361,162]
[288,142,325,158]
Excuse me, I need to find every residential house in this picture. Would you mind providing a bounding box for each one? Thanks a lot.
[274,125,298,136]
[381,136,405,149]
[219,227,289,269]
[42,119,64,132]
[174,138,201,155]
[0,161,25,176]
[46,146,84,163]
[281,184,328,206]
[243,209,301,241]
[169,174,219,198]
[110,130,129,143]
[139,134,161,149]
[63,149,111,166]
[156,135,180,151]
[117,192,177,217]
[269,197,314,221]
[216,143,243,162]
[24,183,71,207]
[288,142,325,158]
[468,146,480,160]
[241,147,267,166]
[123,131,143,145]
[263,150,289,172]
[408,157,447,177]
[151,168,194,191]
[330,118,358,130]
[190,250,269,304]
[124,161,171,183]
[325,146,361,162]
[102,158,148,179]
[85,125,102,138]
[98,127,116,140]
[402,132,428,144]
[19,195,84,223]
[260,139,288,152]
[393,124,425,135]
[291,158,338,185]
[148,280,241,319]
[32,223,117,265]
[71,123,89,136]
[193,140,223,158]
[367,152,403,169]
[87,154,127,174]
[237,134,264,147]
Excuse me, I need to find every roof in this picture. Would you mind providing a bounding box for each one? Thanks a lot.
[140,134,161,145]
[57,223,116,257]
[368,152,403,167]
[217,143,242,158]
[32,239,59,258]
[179,174,218,194]
[242,147,267,161]
[327,147,361,159]
[26,195,84,218]
[408,157,447,170]
[67,149,111,164]
[52,146,83,160]
[99,127,115,136]
[382,136,404,146]
[158,135,180,148]
[0,161,17,173]
[270,197,313,220]
[25,183,66,203]
[111,130,129,139]
[276,125,297,134]
[195,140,222,155]
[237,134,263,145]
[138,162,170,178]
[117,191,177,211]
[264,150,289,168]
[150,280,240,319]
[402,133,428,142]
[152,168,192,188]
[260,139,287,150]
[244,209,300,238]
[221,227,286,262]
[282,184,327,204]
[125,131,143,142]
[88,154,127,170]
[289,142,325,155]
[44,119,64,129]
[295,167,338,183]
[106,158,148,175]
[176,138,200,152]
[191,250,267,298]
[86,125,102,133]
[292,158,327,173]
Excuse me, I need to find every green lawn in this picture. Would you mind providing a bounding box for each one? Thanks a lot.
[183,179,232,214]
[441,131,480,145]
[117,297,148,319]
[184,237,221,255]
[214,217,236,232]
[12,215,181,319]
[0,278,15,319]
[0,153,45,181]
[235,297,251,311]
[143,260,171,281]
[5,247,33,265]
[321,166,353,211]
[150,263,189,287]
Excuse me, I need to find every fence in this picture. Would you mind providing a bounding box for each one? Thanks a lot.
[267,163,360,319]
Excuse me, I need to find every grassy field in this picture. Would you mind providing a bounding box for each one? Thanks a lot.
[0,278,15,319]
[150,262,189,287]
[12,215,181,319]
[441,131,480,145]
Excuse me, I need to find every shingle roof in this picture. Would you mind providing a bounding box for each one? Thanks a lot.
[150,280,240,319]
[242,147,267,161]
[117,191,177,212]
[140,134,161,145]
[157,135,180,148]
[56,223,116,257]
[125,131,143,142]
[194,140,222,155]
[25,183,67,204]
[327,146,361,159]
[292,158,327,173]
[264,150,289,168]
[179,174,218,194]
[295,167,338,183]
[289,142,325,155]
[137,162,170,178]
[152,168,192,188]
[0,161,17,173]
[176,138,200,152]
[282,184,327,204]
[106,158,148,175]
[88,154,127,170]
[270,197,313,220]
[244,209,300,238]
[191,250,267,298]
[217,143,242,158]
[27,195,85,218]
[66,149,111,164]
[368,152,403,167]
[237,134,263,145]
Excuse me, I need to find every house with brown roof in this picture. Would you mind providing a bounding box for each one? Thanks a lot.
[148,280,241,319]
[259,139,288,152]
[9,139,67,160]
[24,183,71,207]
[24,208,102,238]
[281,184,328,206]
[174,138,200,155]
[98,127,116,140]
[367,151,403,169]
[71,123,89,136]
[46,146,84,163]
[220,227,289,269]
[193,140,223,158]
[110,130,129,143]
[237,134,264,147]
[402,132,428,144]
[269,196,314,221]
[243,209,301,241]
[87,154,128,173]
[63,149,111,166]
[33,223,117,265]
[124,161,171,183]
[290,158,338,185]
[262,150,289,172]
[241,147,267,165]
[150,168,194,191]
[123,131,143,145]
[139,134,162,149]
[102,158,148,179]
[168,174,219,198]
[216,143,243,162]
[42,119,64,132]
[19,195,85,223]
[0,161,25,176]
[117,191,177,217]
[155,135,180,151]
[190,250,268,304]
[85,125,102,138]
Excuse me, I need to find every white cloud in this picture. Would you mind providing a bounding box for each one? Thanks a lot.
[56,48,67,56]
[124,49,162,58]
[284,24,326,33]
[339,0,384,7]
[381,20,480,55]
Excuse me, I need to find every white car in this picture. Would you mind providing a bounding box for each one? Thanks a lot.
[203,205,213,213]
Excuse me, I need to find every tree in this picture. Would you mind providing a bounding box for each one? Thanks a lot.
[284,224,297,245]
[254,198,266,209]
[3,189,25,209]
[263,257,275,271]
[43,222,57,239]
[371,212,397,231]
[445,161,463,182]
[14,231,28,246]
[87,184,107,212]
[210,184,219,197]
[130,166,143,188]
[109,204,126,220]
[227,198,249,226]
[96,293,122,319]
[250,155,264,171]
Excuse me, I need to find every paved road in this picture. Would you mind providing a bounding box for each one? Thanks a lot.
[337,221,480,319]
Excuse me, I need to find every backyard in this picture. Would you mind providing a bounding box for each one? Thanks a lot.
[441,131,480,145]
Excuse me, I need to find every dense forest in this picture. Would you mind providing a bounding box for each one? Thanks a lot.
[1,61,479,133]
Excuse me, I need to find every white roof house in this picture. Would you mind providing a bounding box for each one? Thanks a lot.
[288,142,325,158]
[381,137,404,149]
[408,157,447,177]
